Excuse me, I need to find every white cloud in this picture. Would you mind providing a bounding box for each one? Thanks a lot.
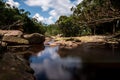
[46,17,54,24]
[24,0,51,11]
[25,0,83,24]
[49,10,57,18]
[6,0,20,8]
[33,13,54,24]
[75,0,83,5]
[33,13,44,22]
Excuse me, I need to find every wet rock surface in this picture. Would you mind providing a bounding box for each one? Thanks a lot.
[0,45,45,80]
[0,47,35,80]
[0,52,34,80]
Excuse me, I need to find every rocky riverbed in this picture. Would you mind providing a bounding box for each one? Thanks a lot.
[44,35,120,49]
[0,45,45,80]
[0,30,45,80]
[0,30,45,46]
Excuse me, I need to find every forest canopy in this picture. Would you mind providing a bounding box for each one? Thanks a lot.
[56,0,120,36]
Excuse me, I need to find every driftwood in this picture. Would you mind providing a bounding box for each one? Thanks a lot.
[112,33,120,38]
[0,20,23,30]
[79,17,120,26]
[88,17,120,25]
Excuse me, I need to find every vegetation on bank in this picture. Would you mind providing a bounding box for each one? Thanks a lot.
[56,0,120,37]
[0,0,46,34]
[45,24,61,36]
[39,0,120,37]
[0,0,120,37]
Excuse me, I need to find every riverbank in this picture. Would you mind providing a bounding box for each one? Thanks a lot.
[0,30,46,80]
[54,36,120,63]
[0,46,33,80]
[0,44,45,80]
[45,35,120,49]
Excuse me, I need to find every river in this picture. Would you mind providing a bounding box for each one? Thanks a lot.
[29,43,120,80]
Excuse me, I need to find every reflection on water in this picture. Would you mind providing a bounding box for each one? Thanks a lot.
[29,42,120,80]
[29,46,82,80]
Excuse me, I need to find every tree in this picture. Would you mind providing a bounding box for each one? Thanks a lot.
[0,0,46,34]
[72,0,120,35]
[45,24,61,36]
[56,16,81,37]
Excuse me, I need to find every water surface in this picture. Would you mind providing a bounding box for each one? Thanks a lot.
[29,46,82,80]
[29,43,120,80]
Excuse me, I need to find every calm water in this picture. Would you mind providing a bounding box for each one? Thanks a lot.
[29,46,82,80]
[29,44,120,80]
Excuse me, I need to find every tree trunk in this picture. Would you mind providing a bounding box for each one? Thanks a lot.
[94,26,96,35]
[113,23,115,34]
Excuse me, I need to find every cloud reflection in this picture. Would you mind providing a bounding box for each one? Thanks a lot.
[29,46,82,80]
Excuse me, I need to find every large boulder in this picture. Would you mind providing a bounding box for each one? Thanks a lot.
[2,36,29,45]
[23,33,45,44]
[0,30,23,37]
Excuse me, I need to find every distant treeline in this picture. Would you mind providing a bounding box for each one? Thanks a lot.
[56,0,120,37]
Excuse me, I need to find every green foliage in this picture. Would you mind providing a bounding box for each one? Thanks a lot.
[45,24,61,36]
[71,0,120,35]
[80,25,92,35]
[0,0,46,34]
[56,16,82,37]
[22,17,46,34]
[56,0,120,36]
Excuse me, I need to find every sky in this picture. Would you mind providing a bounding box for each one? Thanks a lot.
[5,0,83,24]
